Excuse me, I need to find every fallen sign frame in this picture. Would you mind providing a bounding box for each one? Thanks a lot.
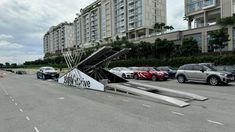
[58,68,105,91]
[58,46,208,107]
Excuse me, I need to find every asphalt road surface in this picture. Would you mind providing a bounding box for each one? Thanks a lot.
[1,72,235,132]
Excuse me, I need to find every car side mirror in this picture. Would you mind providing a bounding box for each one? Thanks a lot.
[200,69,205,73]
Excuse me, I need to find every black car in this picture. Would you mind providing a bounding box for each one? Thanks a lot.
[157,66,177,79]
[16,70,27,75]
[6,69,14,73]
[36,67,59,80]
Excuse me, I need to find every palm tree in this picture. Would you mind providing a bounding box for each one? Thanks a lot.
[154,23,161,32]
[164,25,174,31]
[160,23,166,30]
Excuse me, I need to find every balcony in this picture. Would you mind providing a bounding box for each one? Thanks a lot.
[202,0,216,9]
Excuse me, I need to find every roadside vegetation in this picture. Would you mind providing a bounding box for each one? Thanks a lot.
[16,36,234,69]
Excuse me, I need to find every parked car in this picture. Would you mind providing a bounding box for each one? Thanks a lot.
[176,64,234,86]
[109,67,134,78]
[157,66,177,79]
[5,69,14,73]
[216,65,235,78]
[16,70,27,75]
[128,67,139,72]
[133,67,169,81]
[36,67,59,80]
[199,63,214,67]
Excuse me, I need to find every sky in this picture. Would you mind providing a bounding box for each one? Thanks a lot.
[0,0,187,64]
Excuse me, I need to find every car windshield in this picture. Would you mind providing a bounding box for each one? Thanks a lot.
[119,67,129,71]
[153,67,160,71]
[129,67,138,70]
[204,65,217,71]
[45,67,54,71]
[225,66,235,71]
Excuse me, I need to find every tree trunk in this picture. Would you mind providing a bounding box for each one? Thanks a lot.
[219,47,222,56]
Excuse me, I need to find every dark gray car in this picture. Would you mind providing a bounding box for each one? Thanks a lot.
[176,64,234,86]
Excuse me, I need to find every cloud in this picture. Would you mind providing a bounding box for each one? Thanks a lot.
[0,34,14,40]
[0,40,24,49]
[0,0,94,63]
[0,0,188,64]
[167,0,187,30]
[0,55,43,64]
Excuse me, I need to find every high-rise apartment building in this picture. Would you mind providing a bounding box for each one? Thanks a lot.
[101,0,113,39]
[73,0,166,48]
[44,0,166,53]
[185,0,235,29]
[127,0,235,53]
[183,0,235,52]
[43,22,76,53]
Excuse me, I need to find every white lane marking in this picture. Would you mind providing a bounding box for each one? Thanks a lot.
[34,127,40,132]
[171,111,184,116]
[19,109,23,112]
[122,99,129,102]
[207,120,224,125]
[142,104,151,108]
[15,103,18,106]
[26,116,30,121]
[11,99,14,102]
[57,97,65,100]
[10,96,12,99]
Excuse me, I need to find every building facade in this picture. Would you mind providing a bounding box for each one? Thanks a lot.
[130,0,235,53]
[43,22,76,53]
[73,0,166,48]
[183,0,235,52]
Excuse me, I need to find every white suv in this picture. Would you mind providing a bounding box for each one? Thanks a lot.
[176,64,234,86]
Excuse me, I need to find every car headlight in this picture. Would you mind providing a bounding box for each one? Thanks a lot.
[220,73,227,76]
[158,73,163,76]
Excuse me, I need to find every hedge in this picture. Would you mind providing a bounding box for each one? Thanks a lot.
[108,54,235,68]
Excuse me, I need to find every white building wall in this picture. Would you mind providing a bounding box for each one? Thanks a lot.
[64,24,76,49]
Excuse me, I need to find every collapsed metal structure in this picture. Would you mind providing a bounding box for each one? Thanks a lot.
[59,46,208,107]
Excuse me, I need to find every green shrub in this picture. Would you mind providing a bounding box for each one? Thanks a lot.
[109,54,235,68]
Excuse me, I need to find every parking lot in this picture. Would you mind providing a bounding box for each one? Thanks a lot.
[0,72,235,132]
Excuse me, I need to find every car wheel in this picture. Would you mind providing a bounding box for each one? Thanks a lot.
[122,73,126,78]
[36,74,40,79]
[209,76,219,86]
[177,75,185,83]
[133,74,139,80]
[42,75,46,80]
[151,75,157,81]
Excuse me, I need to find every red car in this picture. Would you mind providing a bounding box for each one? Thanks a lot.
[132,67,169,81]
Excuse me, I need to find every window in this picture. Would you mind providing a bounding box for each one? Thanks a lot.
[181,65,193,70]
[193,65,203,71]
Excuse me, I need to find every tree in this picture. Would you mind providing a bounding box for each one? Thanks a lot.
[208,28,230,55]
[11,63,17,67]
[0,63,3,68]
[154,38,174,59]
[5,62,10,67]
[154,23,161,32]
[180,38,200,56]
[153,23,174,33]
[218,16,235,27]
[164,25,174,31]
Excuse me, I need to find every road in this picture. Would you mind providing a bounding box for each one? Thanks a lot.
[0,73,235,132]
